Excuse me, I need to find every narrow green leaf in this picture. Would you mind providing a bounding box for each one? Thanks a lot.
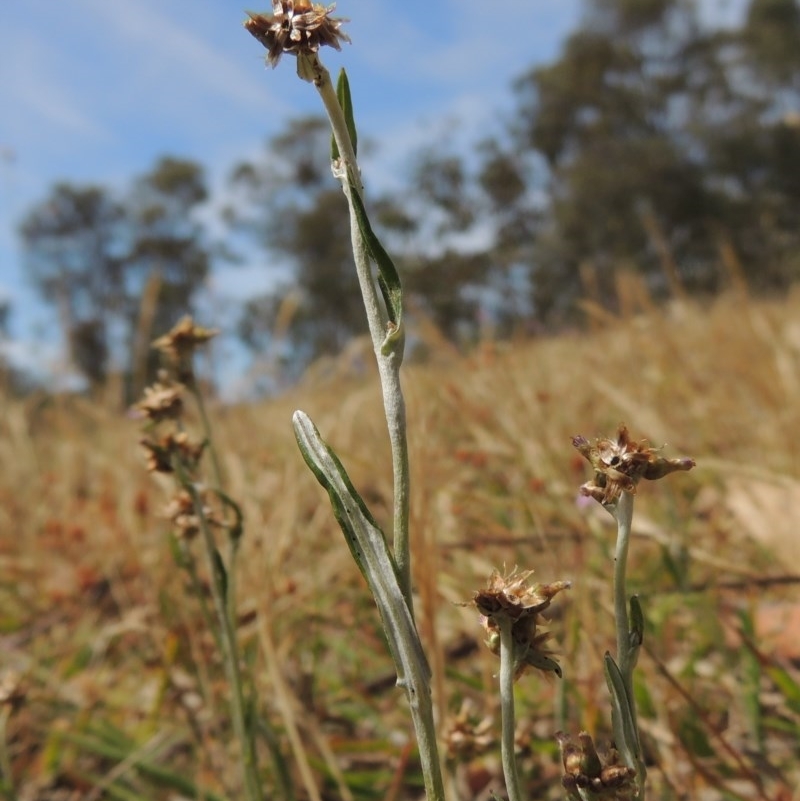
[212,547,227,600]
[677,714,715,758]
[212,487,245,543]
[292,410,428,685]
[604,652,639,770]
[629,595,644,645]
[76,773,144,801]
[737,609,763,746]
[524,650,563,678]
[348,184,404,346]
[628,595,644,669]
[331,68,358,160]
[766,663,800,714]
[167,532,189,569]
[64,730,226,801]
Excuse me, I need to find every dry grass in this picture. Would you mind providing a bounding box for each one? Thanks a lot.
[2,288,800,800]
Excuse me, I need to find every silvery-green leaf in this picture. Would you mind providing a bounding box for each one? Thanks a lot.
[604,652,640,770]
[628,595,644,669]
[347,184,404,351]
[331,68,357,160]
[292,410,428,685]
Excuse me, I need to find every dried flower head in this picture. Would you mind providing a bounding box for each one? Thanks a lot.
[444,699,495,760]
[164,489,223,540]
[573,423,695,504]
[134,379,184,422]
[245,1,350,68]
[470,568,570,680]
[140,431,205,474]
[556,731,637,800]
[151,316,218,364]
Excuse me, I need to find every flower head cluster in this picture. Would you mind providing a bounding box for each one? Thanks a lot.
[152,316,218,371]
[135,318,223,543]
[573,423,695,504]
[245,1,350,68]
[443,699,494,761]
[140,431,205,475]
[164,488,223,541]
[134,375,184,423]
[471,568,570,680]
[556,731,637,800]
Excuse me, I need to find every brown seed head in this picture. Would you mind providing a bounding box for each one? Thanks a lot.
[573,423,695,504]
[134,379,184,422]
[164,489,222,540]
[245,1,350,68]
[471,568,570,680]
[151,316,218,364]
[556,731,638,800]
[443,699,495,760]
[140,431,205,474]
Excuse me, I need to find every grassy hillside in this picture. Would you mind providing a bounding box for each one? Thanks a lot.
[2,289,799,800]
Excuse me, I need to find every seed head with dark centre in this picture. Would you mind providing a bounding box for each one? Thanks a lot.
[245,1,350,68]
[556,731,638,800]
[470,568,570,680]
[573,423,695,504]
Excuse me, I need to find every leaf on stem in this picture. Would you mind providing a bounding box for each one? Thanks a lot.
[292,410,429,683]
[212,547,228,602]
[331,68,358,160]
[628,595,644,667]
[604,652,640,771]
[347,185,404,352]
[210,487,245,544]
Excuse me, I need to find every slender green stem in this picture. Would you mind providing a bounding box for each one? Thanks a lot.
[498,618,523,801]
[612,491,647,798]
[179,538,223,654]
[179,468,262,801]
[613,491,634,682]
[310,55,413,609]
[187,378,241,611]
[293,410,444,801]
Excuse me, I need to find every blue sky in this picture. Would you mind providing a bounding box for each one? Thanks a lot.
[0,0,585,383]
[0,0,743,386]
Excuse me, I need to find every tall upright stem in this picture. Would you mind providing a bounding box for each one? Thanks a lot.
[612,491,647,798]
[179,468,262,801]
[310,55,413,610]
[498,618,523,801]
[613,491,634,682]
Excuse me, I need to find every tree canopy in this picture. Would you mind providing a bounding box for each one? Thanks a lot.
[16,0,800,393]
[19,157,213,397]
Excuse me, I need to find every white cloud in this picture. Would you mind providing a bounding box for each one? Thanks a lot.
[0,30,111,145]
[74,0,283,116]
[352,0,580,87]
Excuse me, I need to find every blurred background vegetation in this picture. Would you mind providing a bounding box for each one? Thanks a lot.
[6,0,800,400]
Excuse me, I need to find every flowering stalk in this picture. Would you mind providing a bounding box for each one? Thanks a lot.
[572,424,695,798]
[471,570,569,800]
[497,617,523,801]
[177,467,263,801]
[244,6,441,797]
[612,491,635,684]
[245,2,412,612]
[609,490,647,797]
[293,411,444,801]
[315,61,413,609]
[138,319,264,801]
